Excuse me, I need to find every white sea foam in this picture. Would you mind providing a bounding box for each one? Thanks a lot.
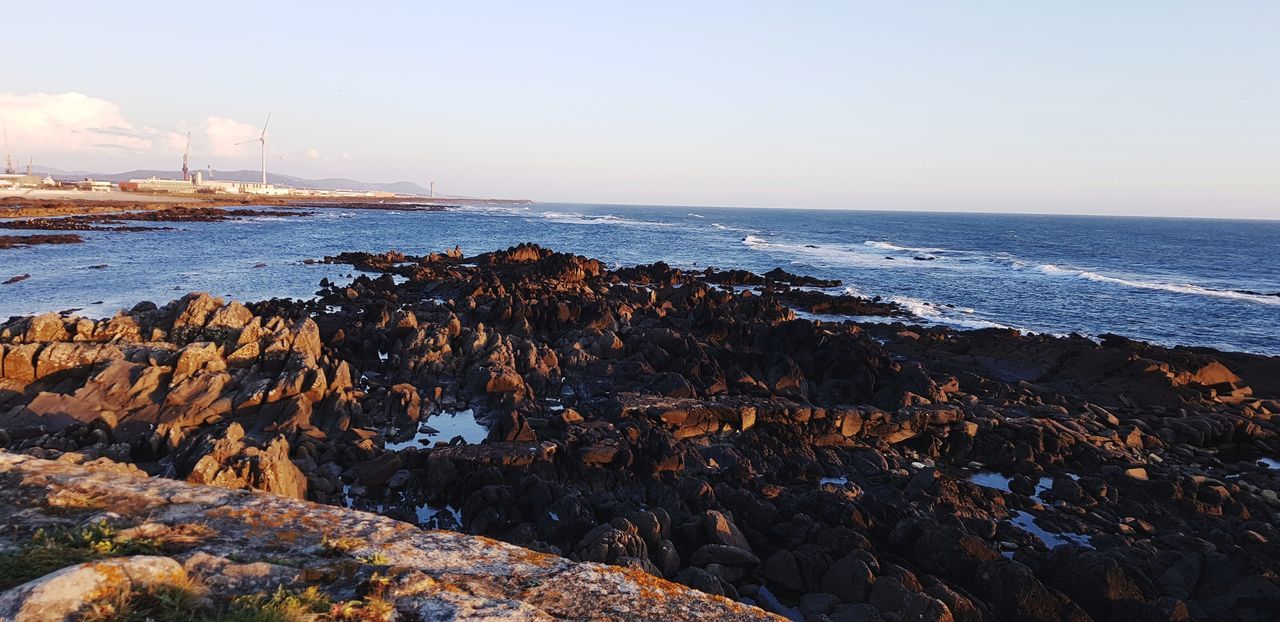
[536,210,672,228]
[741,235,949,270]
[758,234,1280,308]
[1037,264,1280,306]
[864,240,949,254]
[687,213,706,218]
[887,296,1011,330]
[710,222,755,233]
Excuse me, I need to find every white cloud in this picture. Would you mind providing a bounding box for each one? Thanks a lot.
[0,92,350,176]
[0,91,182,155]
[203,116,260,157]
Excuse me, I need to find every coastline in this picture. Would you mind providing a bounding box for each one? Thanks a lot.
[0,191,457,219]
[0,193,466,250]
[1,243,1277,620]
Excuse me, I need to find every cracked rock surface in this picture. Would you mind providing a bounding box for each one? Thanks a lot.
[0,451,776,621]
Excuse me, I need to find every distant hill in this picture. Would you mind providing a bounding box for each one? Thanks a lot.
[35,167,433,196]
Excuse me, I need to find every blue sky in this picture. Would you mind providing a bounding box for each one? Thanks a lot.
[2,1,1277,217]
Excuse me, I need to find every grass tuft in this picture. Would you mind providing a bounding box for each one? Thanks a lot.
[81,581,394,622]
[0,521,213,590]
[318,534,364,558]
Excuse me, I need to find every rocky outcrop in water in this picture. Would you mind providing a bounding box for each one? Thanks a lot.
[2,243,1279,621]
[0,234,84,250]
[0,207,312,234]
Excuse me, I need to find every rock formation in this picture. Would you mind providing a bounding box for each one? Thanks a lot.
[2,242,1278,621]
[0,452,772,620]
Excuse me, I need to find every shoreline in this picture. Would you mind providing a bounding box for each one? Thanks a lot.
[0,193,470,250]
[0,189,533,219]
[1,243,1278,619]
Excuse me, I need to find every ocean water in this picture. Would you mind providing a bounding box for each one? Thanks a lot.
[2,204,1277,355]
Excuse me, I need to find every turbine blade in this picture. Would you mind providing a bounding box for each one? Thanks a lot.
[261,112,272,137]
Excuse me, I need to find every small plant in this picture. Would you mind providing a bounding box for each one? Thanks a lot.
[81,573,209,622]
[358,551,391,566]
[0,521,164,590]
[318,533,364,558]
[227,585,334,622]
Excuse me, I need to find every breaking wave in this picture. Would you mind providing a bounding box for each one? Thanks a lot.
[537,211,673,228]
[1036,265,1280,306]
[749,235,1280,308]
[741,235,951,270]
[864,240,950,254]
[887,296,1012,330]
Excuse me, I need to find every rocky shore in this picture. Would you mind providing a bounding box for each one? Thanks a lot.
[0,197,469,252]
[1,243,1278,621]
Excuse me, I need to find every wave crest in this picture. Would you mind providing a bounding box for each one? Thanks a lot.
[1036,265,1280,306]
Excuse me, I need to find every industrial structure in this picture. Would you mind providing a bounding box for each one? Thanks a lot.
[3,127,15,175]
[0,114,409,199]
[115,113,290,195]
[182,131,191,181]
[118,175,289,195]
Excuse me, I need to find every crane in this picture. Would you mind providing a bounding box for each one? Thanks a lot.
[182,131,191,181]
[3,127,13,175]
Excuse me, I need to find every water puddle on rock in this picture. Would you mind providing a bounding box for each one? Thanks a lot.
[819,476,849,486]
[1031,477,1052,503]
[1010,512,1093,550]
[970,471,1093,550]
[416,502,463,529]
[385,409,489,450]
[969,471,1012,492]
[969,471,1080,504]
[1260,458,1280,470]
[749,586,803,621]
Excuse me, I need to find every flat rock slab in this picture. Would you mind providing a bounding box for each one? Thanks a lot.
[0,451,779,621]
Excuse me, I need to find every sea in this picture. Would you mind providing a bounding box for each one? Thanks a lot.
[2,204,1278,356]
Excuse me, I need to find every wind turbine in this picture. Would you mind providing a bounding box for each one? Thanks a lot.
[237,113,272,185]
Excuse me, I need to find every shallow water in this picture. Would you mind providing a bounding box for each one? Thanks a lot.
[416,502,463,528]
[750,586,803,621]
[969,472,1012,492]
[1010,511,1094,550]
[3,204,1277,354]
[384,409,489,450]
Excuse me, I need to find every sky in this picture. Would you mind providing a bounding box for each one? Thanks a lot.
[1,1,1277,218]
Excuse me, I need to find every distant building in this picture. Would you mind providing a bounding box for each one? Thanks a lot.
[120,177,197,193]
[0,173,44,188]
[73,178,115,192]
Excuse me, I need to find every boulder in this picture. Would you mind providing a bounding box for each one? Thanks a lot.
[0,556,185,621]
